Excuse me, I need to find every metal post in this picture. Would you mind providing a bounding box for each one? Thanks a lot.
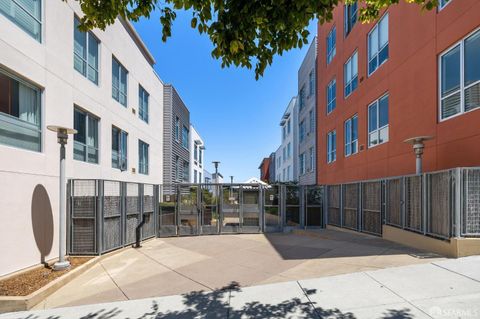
[323,185,328,228]
[54,143,70,270]
[416,155,422,175]
[97,180,104,255]
[422,174,428,235]
[454,168,462,238]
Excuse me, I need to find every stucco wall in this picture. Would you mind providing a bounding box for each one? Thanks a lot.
[0,1,164,276]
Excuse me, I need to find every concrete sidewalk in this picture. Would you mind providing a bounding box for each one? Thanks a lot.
[3,256,480,319]
[25,231,446,310]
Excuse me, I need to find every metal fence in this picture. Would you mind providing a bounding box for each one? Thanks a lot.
[68,182,324,255]
[326,168,480,239]
[67,168,480,255]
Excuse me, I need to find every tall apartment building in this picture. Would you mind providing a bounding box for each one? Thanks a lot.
[189,124,205,183]
[317,0,480,184]
[0,1,164,276]
[162,85,190,184]
[297,37,317,185]
[275,97,298,182]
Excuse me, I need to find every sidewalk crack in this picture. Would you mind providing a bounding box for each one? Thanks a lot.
[100,261,130,301]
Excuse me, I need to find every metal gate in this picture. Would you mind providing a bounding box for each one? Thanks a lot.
[201,184,219,235]
[361,181,383,236]
[285,185,301,227]
[159,184,177,237]
[305,186,323,227]
[264,185,281,232]
[178,185,200,236]
[241,185,262,233]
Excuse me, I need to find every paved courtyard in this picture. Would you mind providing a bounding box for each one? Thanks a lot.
[30,229,447,310]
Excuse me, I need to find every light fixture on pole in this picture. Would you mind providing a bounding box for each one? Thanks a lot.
[212,161,220,183]
[47,125,77,271]
[403,136,434,175]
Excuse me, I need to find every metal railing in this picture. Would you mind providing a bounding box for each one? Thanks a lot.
[68,182,324,255]
[67,167,480,255]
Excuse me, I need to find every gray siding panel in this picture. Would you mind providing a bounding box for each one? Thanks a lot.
[163,85,190,184]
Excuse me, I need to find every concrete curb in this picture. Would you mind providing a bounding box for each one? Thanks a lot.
[0,246,131,314]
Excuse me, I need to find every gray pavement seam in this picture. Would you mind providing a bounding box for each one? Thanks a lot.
[363,271,434,319]
[135,247,214,291]
[431,262,480,284]
[296,280,321,319]
[99,261,130,301]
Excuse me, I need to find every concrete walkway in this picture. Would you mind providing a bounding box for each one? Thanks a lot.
[3,256,480,318]
[29,231,445,310]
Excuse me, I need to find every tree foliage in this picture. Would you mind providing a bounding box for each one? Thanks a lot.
[71,0,439,79]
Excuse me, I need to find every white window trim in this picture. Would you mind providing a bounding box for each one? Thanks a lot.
[438,0,452,11]
[327,26,336,65]
[327,78,336,114]
[344,50,358,98]
[74,107,100,164]
[327,130,336,164]
[2,0,43,42]
[438,27,480,122]
[368,93,389,149]
[344,114,358,157]
[138,85,149,123]
[112,57,128,107]
[367,13,389,77]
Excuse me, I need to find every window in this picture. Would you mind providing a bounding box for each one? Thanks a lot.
[138,85,149,123]
[182,125,189,149]
[194,144,198,161]
[309,110,315,133]
[277,156,281,168]
[327,79,336,113]
[309,70,315,96]
[199,148,203,164]
[74,17,99,84]
[112,57,128,106]
[299,120,306,142]
[0,70,41,152]
[368,94,389,147]
[287,118,291,134]
[0,0,41,41]
[138,140,149,175]
[174,116,180,141]
[199,172,202,183]
[283,147,286,162]
[327,130,336,163]
[287,165,291,180]
[282,168,286,181]
[327,26,336,64]
[287,142,291,158]
[344,1,358,36]
[439,0,451,10]
[440,30,480,120]
[74,108,99,163]
[309,147,314,171]
[299,86,306,110]
[368,13,389,76]
[282,125,286,141]
[344,115,358,157]
[175,155,180,181]
[194,170,198,183]
[112,126,128,170]
[182,161,189,182]
[344,51,358,97]
[299,153,306,175]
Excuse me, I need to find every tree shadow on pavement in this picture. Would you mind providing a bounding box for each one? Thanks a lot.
[11,282,417,319]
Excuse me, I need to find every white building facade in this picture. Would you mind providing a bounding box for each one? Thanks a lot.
[275,97,298,183]
[189,124,205,183]
[0,1,164,276]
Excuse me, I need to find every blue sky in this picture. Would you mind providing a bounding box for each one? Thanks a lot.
[134,11,317,182]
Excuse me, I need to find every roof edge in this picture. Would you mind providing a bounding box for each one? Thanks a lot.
[118,17,156,66]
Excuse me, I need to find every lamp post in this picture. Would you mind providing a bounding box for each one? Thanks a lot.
[403,136,434,175]
[230,176,234,184]
[47,125,77,271]
[212,161,220,183]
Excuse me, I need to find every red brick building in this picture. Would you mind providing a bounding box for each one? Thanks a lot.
[258,157,272,183]
[316,0,480,184]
